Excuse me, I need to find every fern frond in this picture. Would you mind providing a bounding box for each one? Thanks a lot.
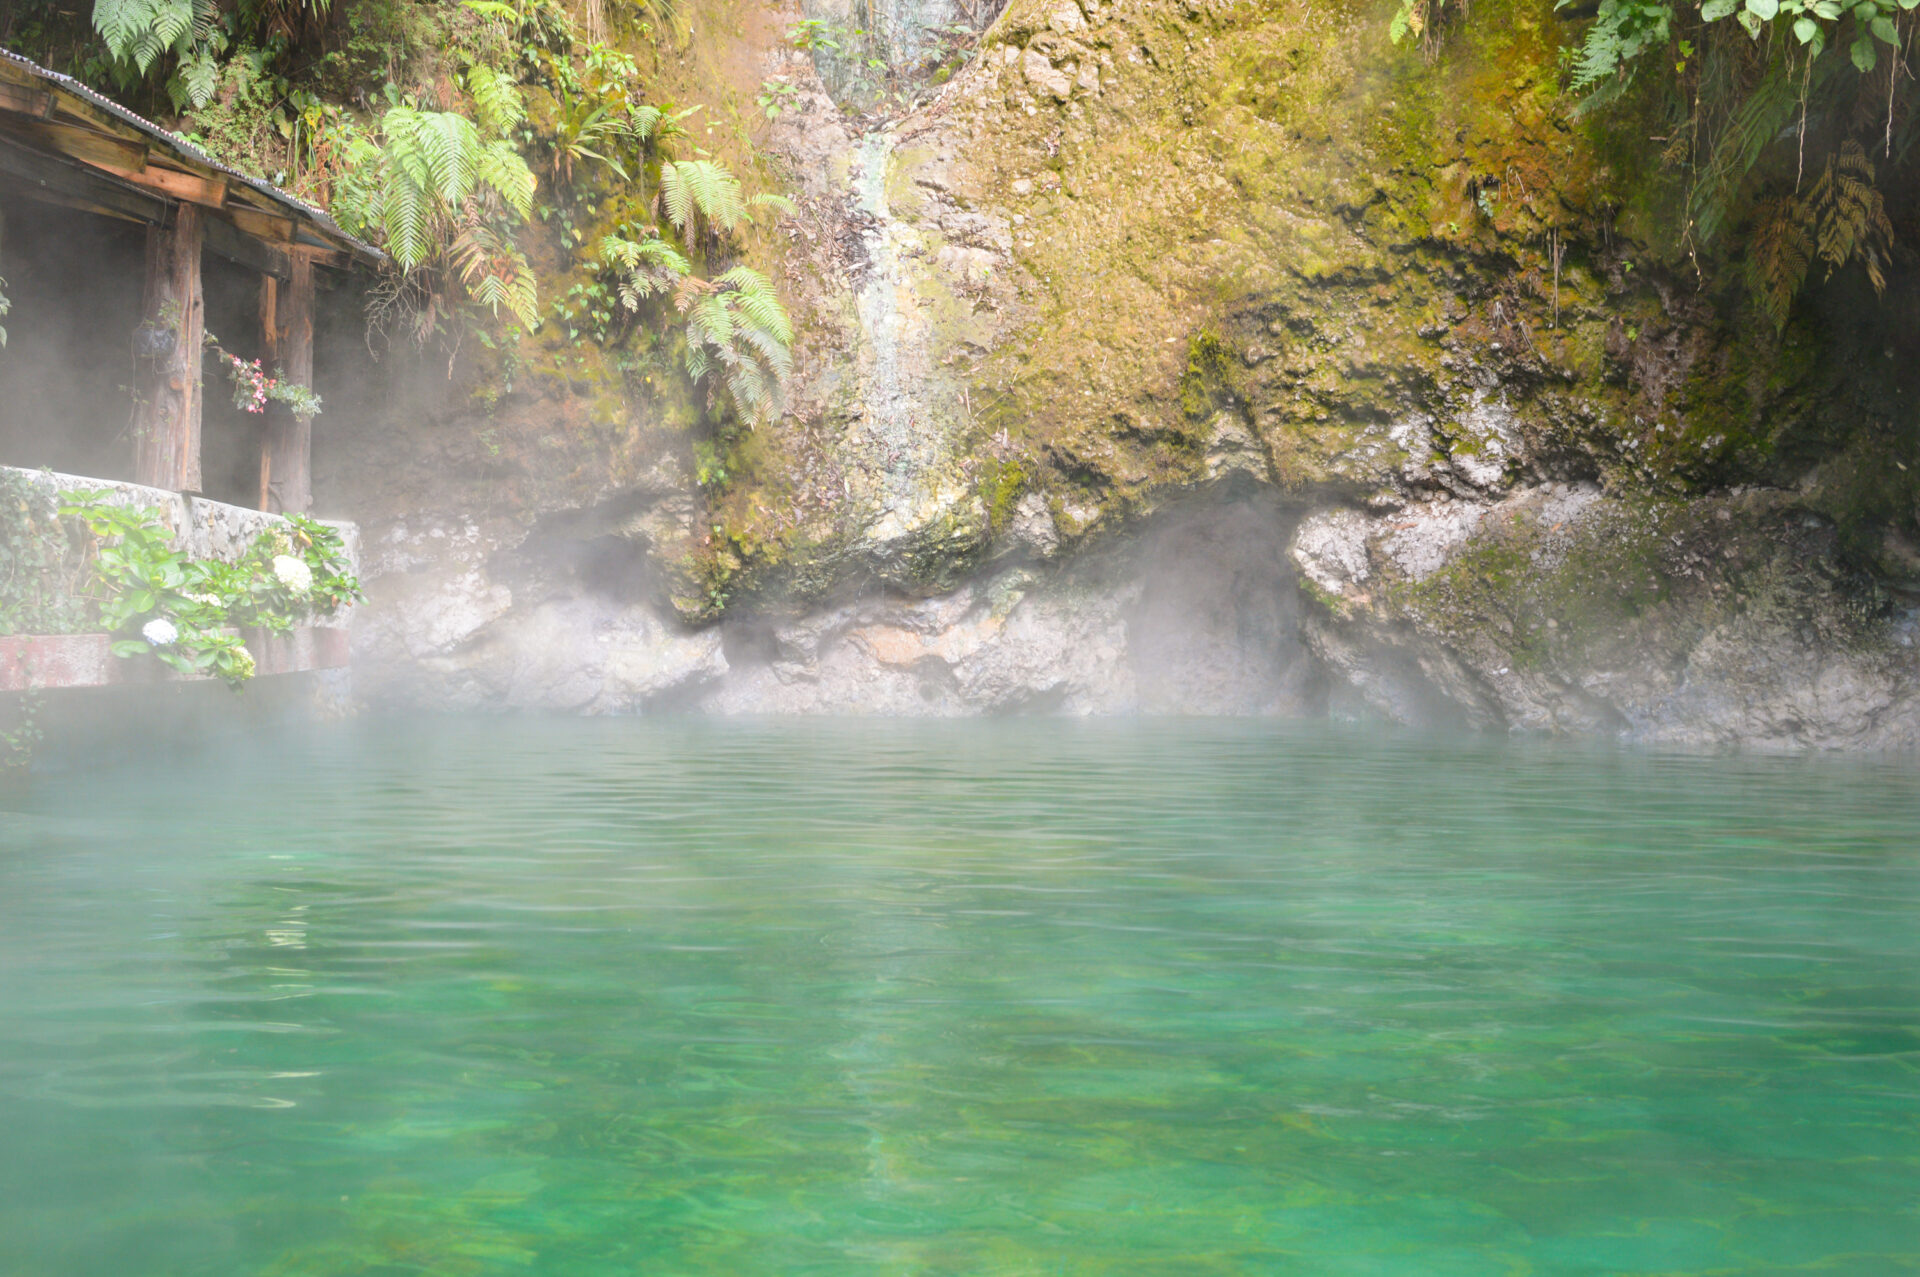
[747,192,799,222]
[685,343,712,381]
[627,104,662,142]
[1745,195,1810,333]
[465,64,526,138]
[382,169,431,269]
[659,161,696,233]
[477,139,536,219]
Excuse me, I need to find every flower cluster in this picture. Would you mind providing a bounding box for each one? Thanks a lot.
[203,334,322,418]
[141,617,178,647]
[272,555,313,593]
[217,348,277,414]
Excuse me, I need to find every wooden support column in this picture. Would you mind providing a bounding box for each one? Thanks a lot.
[260,247,315,514]
[132,205,203,492]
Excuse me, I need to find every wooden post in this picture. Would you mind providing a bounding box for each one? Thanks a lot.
[261,248,314,514]
[132,205,203,492]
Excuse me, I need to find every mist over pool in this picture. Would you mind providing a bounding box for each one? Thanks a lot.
[2,718,1917,1273]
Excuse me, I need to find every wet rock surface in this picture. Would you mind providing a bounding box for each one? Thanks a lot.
[350,472,1920,749]
[324,0,1920,751]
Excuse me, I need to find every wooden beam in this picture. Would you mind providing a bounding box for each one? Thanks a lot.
[7,117,147,174]
[133,205,204,493]
[258,274,278,511]
[11,186,152,227]
[262,249,314,514]
[0,82,54,119]
[289,237,350,267]
[0,129,165,224]
[1,117,225,208]
[226,205,294,243]
[205,212,290,280]
[96,158,226,207]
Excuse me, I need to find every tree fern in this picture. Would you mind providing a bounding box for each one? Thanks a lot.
[478,139,536,219]
[1687,60,1801,245]
[1742,142,1890,332]
[93,0,208,73]
[453,224,540,328]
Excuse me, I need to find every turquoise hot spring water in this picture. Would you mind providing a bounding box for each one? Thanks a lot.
[0,717,1916,1273]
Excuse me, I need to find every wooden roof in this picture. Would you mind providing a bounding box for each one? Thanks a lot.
[0,47,383,279]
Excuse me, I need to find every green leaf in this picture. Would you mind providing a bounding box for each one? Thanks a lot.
[1737,7,1765,32]
[1872,13,1897,39]
[1745,0,1780,17]
[109,640,149,658]
[1852,31,1878,66]
[1793,14,1821,38]
[1703,0,1739,19]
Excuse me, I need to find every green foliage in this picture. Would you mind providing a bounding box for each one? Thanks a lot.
[1389,0,1459,55]
[206,333,324,416]
[466,62,528,137]
[758,78,799,119]
[597,226,691,311]
[0,693,43,778]
[658,159,795,249]
[587,160,795,424]
[89,0,331,108]
[1389,0,1919,328]
[785,17,841,51]
[532,42,667,188]
[331,89,540,328]
[92,0,215,75]
[658,159,747,238]
[57,492,361,688]
[65,0,804,419]
[1559,0,1673,95]
[673,266,793,425]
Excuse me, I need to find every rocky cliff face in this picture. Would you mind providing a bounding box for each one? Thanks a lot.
[332,0,1920,748]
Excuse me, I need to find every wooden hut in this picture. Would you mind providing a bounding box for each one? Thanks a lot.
[0,50,379,694]
[0,47,380,511]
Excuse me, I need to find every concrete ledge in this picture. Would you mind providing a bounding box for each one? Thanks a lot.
[0,627,348,691]
[1,466,359,568]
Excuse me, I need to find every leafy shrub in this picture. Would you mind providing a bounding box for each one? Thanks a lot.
[57,492,361,687]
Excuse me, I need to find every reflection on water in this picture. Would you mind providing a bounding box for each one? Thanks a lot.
[1,719,1917,1274]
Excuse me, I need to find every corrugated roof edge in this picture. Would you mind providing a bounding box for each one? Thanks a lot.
[0,46,385,266]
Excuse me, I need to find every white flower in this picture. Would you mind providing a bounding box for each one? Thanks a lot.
[188,592,222,607]
[142,618,178,647]
[272,555,313,593]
